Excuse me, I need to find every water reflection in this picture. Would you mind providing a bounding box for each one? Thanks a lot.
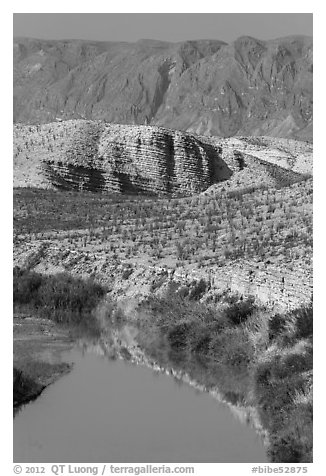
[14,340,267,463]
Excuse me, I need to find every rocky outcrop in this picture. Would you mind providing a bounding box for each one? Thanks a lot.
[173,259,313,311]
[13,120,230,195]
[197,134,313,196]
[219,136,313,175]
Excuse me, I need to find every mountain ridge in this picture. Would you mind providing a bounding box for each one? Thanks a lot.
[13,35,313,141]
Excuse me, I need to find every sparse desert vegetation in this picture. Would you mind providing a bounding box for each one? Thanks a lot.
[14,175,312,270]
[14,170,312,312]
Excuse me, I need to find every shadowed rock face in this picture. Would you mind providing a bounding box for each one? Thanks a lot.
[13,121,231,195]
[13,36,313,140]
[42,163,107,193]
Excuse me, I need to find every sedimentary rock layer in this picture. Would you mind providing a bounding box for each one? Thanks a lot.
[13,120,230,195]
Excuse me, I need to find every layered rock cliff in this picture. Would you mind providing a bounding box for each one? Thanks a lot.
[13,120,230,195]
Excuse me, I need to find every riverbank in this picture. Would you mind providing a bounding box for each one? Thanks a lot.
[100,322,269,445]
[13,268,108,411]
[14,339,268,463]
[13,315,74,412]
[100,291,313,463]
[13,268,313,463]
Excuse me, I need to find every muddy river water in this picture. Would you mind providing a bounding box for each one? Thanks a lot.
[13,346,267,463]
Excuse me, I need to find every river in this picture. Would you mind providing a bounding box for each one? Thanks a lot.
[13,345,267,463]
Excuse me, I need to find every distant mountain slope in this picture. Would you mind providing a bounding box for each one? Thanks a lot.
[13,36,313,140]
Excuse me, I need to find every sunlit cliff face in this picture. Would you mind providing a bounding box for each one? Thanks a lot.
[14,121,231,196]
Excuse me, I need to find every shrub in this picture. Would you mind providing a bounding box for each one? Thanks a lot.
[176,285,189,299]
[208,326,254,369]
[268,313,287,341]
[167,321,191,350]
[191,333,211,354]
[13,367,43,407]
[253,340,313,462]
[122,268,133,280]
[270,304,313,346]
[267,390,313,463]
[268,435,303,463]
[281,351,312,376]
[13,269,43,305]
[188,278,207,300]
[224,296,256,326]
[292,304,313,340]
[13,269,107,334]
[150,276,167,292]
